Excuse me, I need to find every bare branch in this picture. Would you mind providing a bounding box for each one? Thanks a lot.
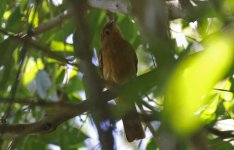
[7,138,20,150]
[206,127,234,139]
[27,0,214,37]
[139,105,159,144]
[0,28,78,67]
[87,0,214,21]
[31,10,73,36]
[72,0,115,149]
[0,97,79,108]
[0,90,113,139]
[87,0,128,14]
[0,66,161,140]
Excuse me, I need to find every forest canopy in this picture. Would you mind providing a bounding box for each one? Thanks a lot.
[0,0,234,150]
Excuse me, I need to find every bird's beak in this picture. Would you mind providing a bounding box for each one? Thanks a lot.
[110,17,117,25]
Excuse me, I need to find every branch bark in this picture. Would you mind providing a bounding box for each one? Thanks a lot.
[31,10,73,36]
[28,0,214,36]
[87,0,214,21]
[0,90,113,139]
[72,1,115,149]
[0,67,161,139]
[0,28,78,67]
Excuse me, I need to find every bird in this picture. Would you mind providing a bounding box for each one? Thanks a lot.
[99,19,145,142]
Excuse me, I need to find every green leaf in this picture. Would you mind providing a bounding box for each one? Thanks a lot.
[16,123,88,150]
[28,7,39,27]
[23,58,44,85]
[200,93,220,123]
[0,39,18,96]
[0,0,6,24]
[40,19,75,44]
[208,138,234,150]
[146,139,158,150]
[50,40,73,52]
[6,6,23,32]
[66,76,83,93]
[20,0,29,11]
[164,34,234,136]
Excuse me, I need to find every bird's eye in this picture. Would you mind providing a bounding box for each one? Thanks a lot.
[105,29,110,35]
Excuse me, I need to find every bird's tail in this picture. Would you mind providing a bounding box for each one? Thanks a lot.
[122,105,145,142]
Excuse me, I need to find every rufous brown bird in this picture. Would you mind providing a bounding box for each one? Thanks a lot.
[99,19,145,142]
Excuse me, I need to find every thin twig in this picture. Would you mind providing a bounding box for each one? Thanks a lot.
[214,88,234,93]
[0,28,79,68]
[31,10,73,36]
[0,66,161,139]
[2,0,40,123]
[138,104,159,144]
[2,46,27,122]
[26,0,215,37]
[7,138,20,150]
[206,127,234,138]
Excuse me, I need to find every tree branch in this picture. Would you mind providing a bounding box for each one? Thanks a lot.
[0,90,114,139]
[0,67,161,139]
[0,28,78,67]
[72,0,115,149]
[31,10,73,36]
[206,127,234,139]
[87,0,128,14]
[27,0,214,37]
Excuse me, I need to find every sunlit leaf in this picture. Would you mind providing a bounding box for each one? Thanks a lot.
[146,139,158,150]
[23,58,44,85]
[223,100,234,118]
[19,0,29,11]
[164,34,234,136]
[200,93,220,123]
[28,7,38,27]
[50,40,73,52]
[222,0,234,16]
[216,79,233,101]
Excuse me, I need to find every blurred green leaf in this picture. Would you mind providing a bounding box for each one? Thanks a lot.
[28,7,39,27]
[66,76,83,93]
[23,58,44,85]
[208,138,234,150]
[0,39,18,96]
[6,6,24,32]
[146,139,158,150]
[164,34,234,136]
[222,0,234,16]
[118,15,140,46]
[54,67,66,86]
[87,9,106,49]
[0,0,6,24]
[200,93,220,123]
[50,40,73,52]
[223,100,234,118]
[16,123,88,150]
[19,0,28,11]
[40,19,75,44]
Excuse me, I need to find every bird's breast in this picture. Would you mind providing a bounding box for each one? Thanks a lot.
[101,42,136,85]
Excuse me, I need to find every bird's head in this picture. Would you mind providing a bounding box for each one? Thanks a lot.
[101,18,122,44]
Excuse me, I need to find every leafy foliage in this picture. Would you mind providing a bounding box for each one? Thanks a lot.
[0,0,234,150]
